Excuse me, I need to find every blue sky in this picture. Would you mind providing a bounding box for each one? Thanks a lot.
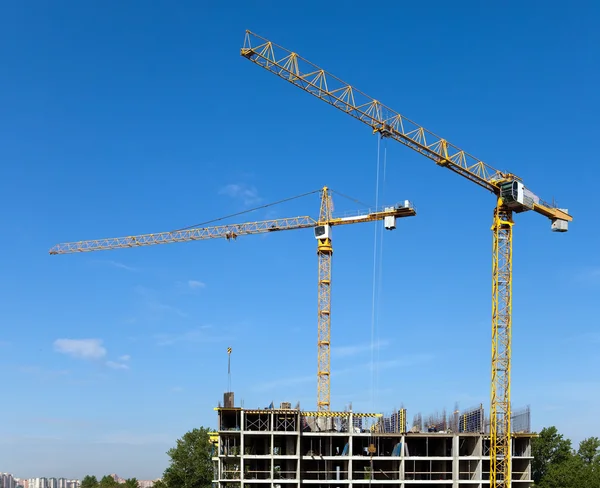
[1,0,598,480]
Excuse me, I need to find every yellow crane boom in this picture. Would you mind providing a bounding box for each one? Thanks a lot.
[240,31,572,487]
[240,31,571,227]
[49,216,317,254]
[50,187,417,412]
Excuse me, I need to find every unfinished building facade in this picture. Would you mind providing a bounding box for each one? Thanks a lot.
[212,398,534,488]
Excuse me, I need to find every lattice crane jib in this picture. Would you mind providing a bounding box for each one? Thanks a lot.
[240,30,573,486]
[50,186,417,413]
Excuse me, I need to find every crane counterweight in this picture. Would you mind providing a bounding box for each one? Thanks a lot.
[551,213,569,232]
[384,208,397,230]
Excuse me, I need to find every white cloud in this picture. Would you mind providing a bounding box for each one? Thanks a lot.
[255,354,434,392]
[332,339,390,358]
[106,260,137,272]
[106,361,129,370]
[95,431,172,445]
[335,354,434,375]
[119,354,131,362]
[91,259,138,272]
[541,404,565,412]
[219,183,261,206]
[18,365,70,378]
[188,280,206,289]
[366,354,434,371]
[134,285,188,318]
[154,325,229,346]
[53,339,106,359]
[150,301,187,318]
[255,374,314,392]
[575,266,600,284]
[567,331,600,344]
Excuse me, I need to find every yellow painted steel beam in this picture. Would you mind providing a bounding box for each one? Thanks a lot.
[242,409,296,414]
[49,216,317,254]
[240,30,572,226]
[302,411,349,417]
[301,411,383,417]
[49,201,415,255]
[317,187,333,411]
[491,200,513,487]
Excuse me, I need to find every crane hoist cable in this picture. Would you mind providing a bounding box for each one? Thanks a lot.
[376,136,389,408]
[369,134,383,411]
[227,346,232,393]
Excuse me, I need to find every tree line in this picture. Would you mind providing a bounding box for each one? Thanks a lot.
[533,426,600,487]
[81,476,141,488]
[81,427,214,488]
[82,425,599,487]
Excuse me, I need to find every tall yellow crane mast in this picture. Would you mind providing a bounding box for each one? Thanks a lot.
[240,31,572,487]
[317,188,333,411]
[50,186,417,412]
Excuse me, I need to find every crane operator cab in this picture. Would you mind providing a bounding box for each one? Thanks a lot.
[500,180,569,232]
[500,181,540,213]
[314,224,331,240]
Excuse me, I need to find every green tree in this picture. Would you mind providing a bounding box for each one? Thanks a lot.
[578,436,600,465]
[98,476,119,488]
[81,476,99,488]
[539,455,585,488]
[532,426,573,484]
[151,481,167,488]
[123,479,139,488]
[162,427,214,488]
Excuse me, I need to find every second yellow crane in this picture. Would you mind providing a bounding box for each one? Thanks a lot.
[50,186,417,412]
[240,31,572,487]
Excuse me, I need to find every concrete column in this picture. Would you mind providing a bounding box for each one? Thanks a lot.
[216,434,222,488]
[399,435,405,482]
[477,436,483,484]
[240,411,245,484]
[348,413,353,487]
[296,425,301,482]
[270,433,274,485]
[452,435,459,488]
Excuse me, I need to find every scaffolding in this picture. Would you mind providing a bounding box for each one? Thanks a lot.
[512,405,532,434]
[372,408,407,434]
[458,404,486,433]
[411,412,423,432]
[483,405,531,435]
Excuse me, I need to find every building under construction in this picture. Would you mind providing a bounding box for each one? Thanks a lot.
[211,394,535,488]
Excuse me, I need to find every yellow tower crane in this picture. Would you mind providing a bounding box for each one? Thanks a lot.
[240,31,572,487]
[49,186,417,412]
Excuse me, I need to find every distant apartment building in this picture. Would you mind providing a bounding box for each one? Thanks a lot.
[1,473,17,488]
[137,481,155,488]
[28,478,49,488]
[4,479,76,488]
